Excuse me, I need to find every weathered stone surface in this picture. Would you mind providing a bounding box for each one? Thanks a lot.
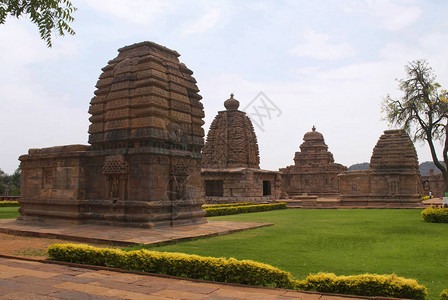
[421,169,444,197]
[18,41,206,228]
[338,129,422,208]
[201,94,280,204]
[280,126,347,197]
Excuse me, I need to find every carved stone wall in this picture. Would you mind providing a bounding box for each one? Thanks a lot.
[338,130,422,208]
[280,126,347,197]
[18,42,206,228]
[201,94,279,204]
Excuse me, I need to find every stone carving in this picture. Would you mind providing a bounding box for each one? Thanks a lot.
[338,129,422,207]
[18,42,206,228]
[280,126,347,197]
[201,94,280,204]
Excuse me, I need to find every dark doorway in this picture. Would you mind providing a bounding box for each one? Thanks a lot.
[263,180,271,196]
[205,180,223,197]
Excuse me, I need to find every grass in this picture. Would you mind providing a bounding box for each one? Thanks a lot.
[0,206,19,219]
[125,209,448,299]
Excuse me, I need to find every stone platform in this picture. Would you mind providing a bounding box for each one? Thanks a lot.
[0,220,272,246]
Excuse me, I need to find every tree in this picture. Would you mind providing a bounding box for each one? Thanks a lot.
[382,60,448,193]
[0,168,21,196]
[0,0,77,47]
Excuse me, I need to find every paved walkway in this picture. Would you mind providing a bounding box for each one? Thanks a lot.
[0,220,272,246]
[0,257,380,300]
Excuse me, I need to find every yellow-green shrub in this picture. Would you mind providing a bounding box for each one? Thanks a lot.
[421,207,448,223]
[0,201,20,207]
[204,203,287,217]
[441,289,448,299]
[202,202,254,209]
[47,243,294,288]
[295,273,427,300]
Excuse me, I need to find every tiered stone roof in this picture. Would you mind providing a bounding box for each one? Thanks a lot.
[202,94,260,169]
[292,126,344,171]
[370,129,419,171]
[88,41,204,154]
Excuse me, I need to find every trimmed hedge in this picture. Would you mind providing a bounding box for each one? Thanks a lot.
[202,202,254,209]
[204,203,287,217]
[47,244,428,299]
[421,207,448,223]
[47,243,294,288]
[0,201,20,207]
[295,272,427,300]
[441,289,448,300]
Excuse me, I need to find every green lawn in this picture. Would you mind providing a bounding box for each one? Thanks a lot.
[0,206,19,219]
[128,209,448,299]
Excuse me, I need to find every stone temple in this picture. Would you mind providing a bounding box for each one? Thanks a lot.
[338,129,422,208]
[18,41,207,228]
[201,94,281,203]
[280,126,347,197]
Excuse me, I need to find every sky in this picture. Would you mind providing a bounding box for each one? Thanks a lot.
[1,0,448,174]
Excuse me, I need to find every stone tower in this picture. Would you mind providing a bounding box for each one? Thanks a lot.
[18,42,207,228]
[201,94,280,204]
[338,129,422,207]
[202,94,259,169]
[280,126,347,197]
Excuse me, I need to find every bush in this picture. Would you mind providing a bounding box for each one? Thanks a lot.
[203,202,254,209]
[421,207,448,223]
[204,203,287,217]
[295,272,427,300]
[47,243,295,288]
[0,201,20,207]
[441,289,448,300]
[421,196,433,200]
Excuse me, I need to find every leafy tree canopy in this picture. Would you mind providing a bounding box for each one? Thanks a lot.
[0,0,77,47]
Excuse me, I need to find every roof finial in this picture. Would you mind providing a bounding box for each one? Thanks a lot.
[224,93,240,110]
[312,125,316,132]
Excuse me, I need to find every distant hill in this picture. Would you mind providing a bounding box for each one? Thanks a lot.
[419,161,445,176]
[348,162,369,171]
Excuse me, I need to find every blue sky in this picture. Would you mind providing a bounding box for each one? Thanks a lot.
[1,0,448,174]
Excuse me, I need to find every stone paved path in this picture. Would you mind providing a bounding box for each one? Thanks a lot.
[0,220,272,246]
[0,257,381,300]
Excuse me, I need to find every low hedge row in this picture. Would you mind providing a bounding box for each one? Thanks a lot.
[421,207,448,223]
[0,201,20,207]
[204,203,287,217]
[296,272,427,300]
[47,243,294,288]
[202,202,254,209]
[47,243,428,299]
[441,289,448,299]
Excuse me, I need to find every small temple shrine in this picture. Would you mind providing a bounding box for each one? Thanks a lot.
[18,41,207,228]
[201,94,281,203]
[338,129,422,207]
[279,126,347,197]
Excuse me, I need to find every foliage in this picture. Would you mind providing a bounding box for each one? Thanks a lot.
[47,243,295,288]
[148,209,448,299]
[382,60,448,192]
[203,202,254,209]
[0,0,77,47]
[47,243,427,298]
[0,201,20,207]
[441,289,448,300]
[0,168,21,196]
[421,196,433,200]
[295,272,427,300]
[421,207,448,223]
[204,203,286,217]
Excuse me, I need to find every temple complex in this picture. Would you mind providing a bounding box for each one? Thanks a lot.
[338,129,422,208]
[279,126,347,197]
[201,94,281,203]
[18,41,207,228]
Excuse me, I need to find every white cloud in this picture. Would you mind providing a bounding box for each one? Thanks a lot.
[348,0,422,31]
[289,30,355,60]
[182,8,222,35]
[81,0,170,25]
